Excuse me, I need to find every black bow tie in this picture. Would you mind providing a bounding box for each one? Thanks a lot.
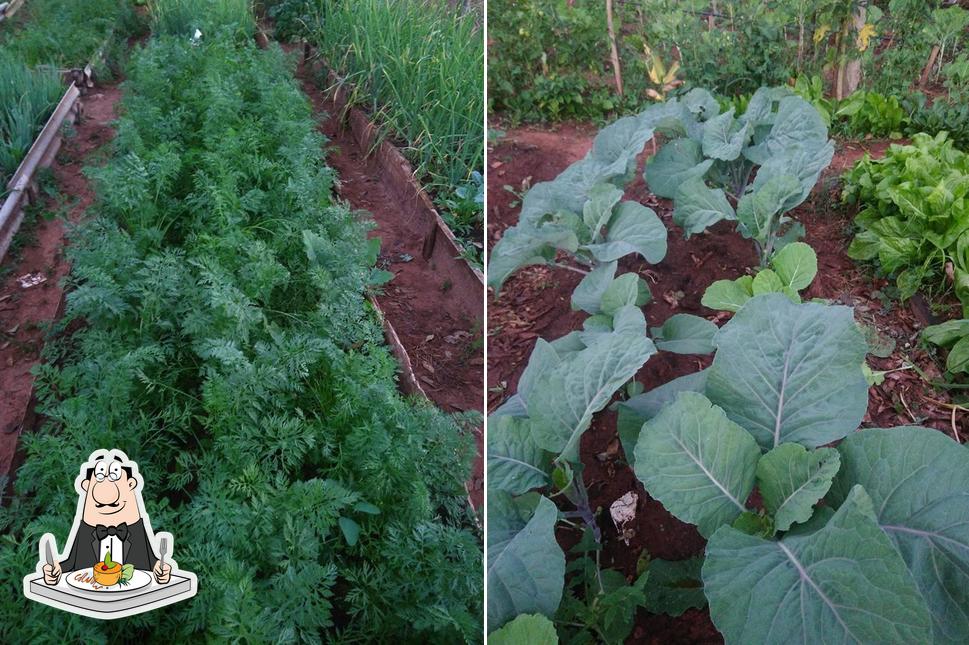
[94,523,129,541]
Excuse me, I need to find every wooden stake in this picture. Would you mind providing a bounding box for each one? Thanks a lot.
[606,0,623,97]
[920,45,941,88]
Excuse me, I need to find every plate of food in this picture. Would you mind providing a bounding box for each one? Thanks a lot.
[65,551,152,593]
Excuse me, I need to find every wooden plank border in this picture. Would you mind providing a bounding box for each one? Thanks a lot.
[0,82,81,264]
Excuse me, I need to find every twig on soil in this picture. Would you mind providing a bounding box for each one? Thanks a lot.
[899,390,918,424]
[553,262,589,276]
[921,394,967,443]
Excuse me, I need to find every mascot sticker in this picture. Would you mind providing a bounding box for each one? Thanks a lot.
[23,449,197,619]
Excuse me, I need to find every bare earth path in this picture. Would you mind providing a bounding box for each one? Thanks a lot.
[293,60,485,509]
[0,86,121,483]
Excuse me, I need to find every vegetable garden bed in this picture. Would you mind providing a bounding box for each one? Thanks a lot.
[290,44,485,508]
[1,5,482,642]
[486,91,967,642]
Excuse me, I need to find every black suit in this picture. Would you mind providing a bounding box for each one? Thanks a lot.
[59,518,158,572]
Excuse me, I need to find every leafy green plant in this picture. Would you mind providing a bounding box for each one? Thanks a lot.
[700,241,818,312]
[487,109,667,293]
[902,92,969,151]
[834,90,907,139]
[843,131,969,315]
[943,53,969,102]
[923,318,969,375]
[487,305,658,641]
[621,294,969,644]
[0,27,481,644]
[644,87,834,264]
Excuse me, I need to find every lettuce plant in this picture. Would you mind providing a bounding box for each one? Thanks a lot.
[644,87,833,264]
[623,294,969,644]
[844,132,969,315]
[923,318,969,375]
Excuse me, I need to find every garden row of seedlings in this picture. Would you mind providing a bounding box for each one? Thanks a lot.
[487,89,969,642]
[0,10,481,643]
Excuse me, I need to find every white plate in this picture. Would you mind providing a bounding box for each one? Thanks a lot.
[65,568,152,593]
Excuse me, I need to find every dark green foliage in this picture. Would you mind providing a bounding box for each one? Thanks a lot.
[0,34,481,643]
[0,0,144,68]
[0,51,63,185]
[903,92,969,151]
[259,0,315,41]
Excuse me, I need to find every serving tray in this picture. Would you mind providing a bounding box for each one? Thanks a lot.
[26,570,195,618]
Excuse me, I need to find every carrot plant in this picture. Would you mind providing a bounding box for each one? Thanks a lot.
[0,22,481,645]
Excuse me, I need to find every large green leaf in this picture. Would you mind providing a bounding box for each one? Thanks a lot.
[703,485,934,645]
[583,201,667,264]
[947,334,969,373]
[488,493,565,630]
[701,277,753,312]
[831,426,969,644]
[736,175,802,243]
[756,443,840,532]
[706,294,868,450]
[615,370,709,466]
[489,613,558,644]
[487,222,577,290]
[744,96,830,165]
[487,415,551,495]
[650,313,717,355]
[529,312,656,460]
[752,140,835,207]
[702,108,749,161]
[642,557,706,617]
[600,272,651,315]
[634,392,760,537]
[672,177,736,236]
[644,138,714,199]
[583,114,657,183]
[518,339,562,405]
[571,261,617,314]
[923,318,969,347]
[770,241,817,291]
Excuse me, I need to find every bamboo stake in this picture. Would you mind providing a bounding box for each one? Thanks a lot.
[606,0,623,97]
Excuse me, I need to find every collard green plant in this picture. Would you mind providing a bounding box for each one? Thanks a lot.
[843,131,969,315]
[624,294,969,644]
[701,241,818,312]
[644,87,834,264]
[487,305,658,638]
[488,109,670,292]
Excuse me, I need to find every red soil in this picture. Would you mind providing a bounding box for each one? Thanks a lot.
[293,60,485,509]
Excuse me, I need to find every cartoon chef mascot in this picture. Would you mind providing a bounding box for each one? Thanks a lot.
[23,449,197,619]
